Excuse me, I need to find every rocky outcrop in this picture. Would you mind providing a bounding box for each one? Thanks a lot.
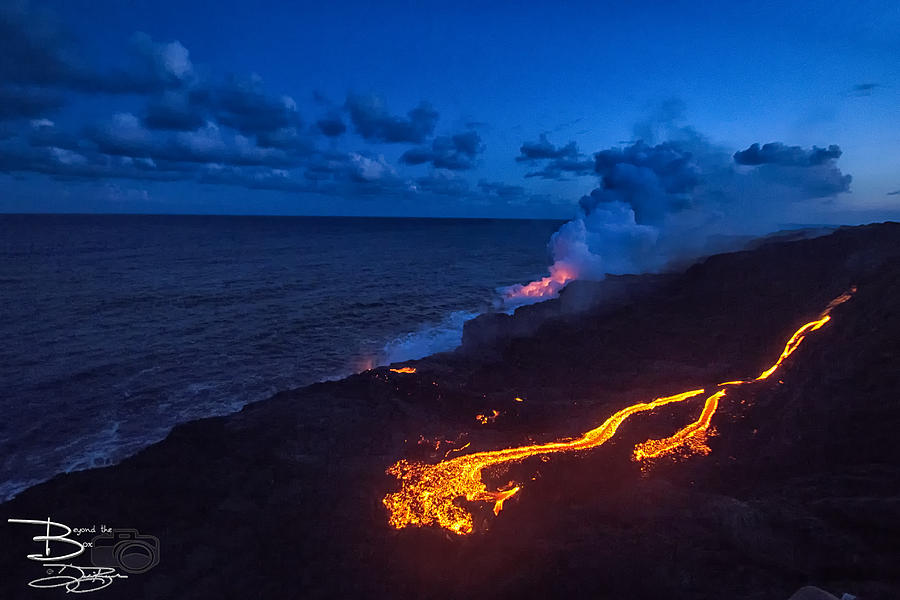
[460,273,675,354]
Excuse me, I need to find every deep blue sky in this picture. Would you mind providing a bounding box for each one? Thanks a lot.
[1,0,898,220]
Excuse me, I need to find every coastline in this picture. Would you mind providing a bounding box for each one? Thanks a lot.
[3,222,899,599]
[0,215,564,504]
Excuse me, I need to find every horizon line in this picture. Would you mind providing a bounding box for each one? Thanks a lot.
[0,211,571,222]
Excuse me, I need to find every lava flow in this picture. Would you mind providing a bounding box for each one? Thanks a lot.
[390,367,417,374]
[383,288,855,535]
[475,409,501,425]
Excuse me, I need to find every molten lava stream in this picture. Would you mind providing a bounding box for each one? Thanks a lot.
[383,389,707,535]
[383,288,855,535]
[633,390,725,461]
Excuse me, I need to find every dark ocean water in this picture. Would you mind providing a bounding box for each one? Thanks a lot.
[0,214,562,501]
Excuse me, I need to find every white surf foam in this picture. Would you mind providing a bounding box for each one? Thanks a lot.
[379,309,480,364]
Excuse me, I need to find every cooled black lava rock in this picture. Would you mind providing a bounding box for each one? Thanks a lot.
[2,222,899,600]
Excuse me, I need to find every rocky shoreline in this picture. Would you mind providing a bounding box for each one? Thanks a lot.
[3,222,899,599]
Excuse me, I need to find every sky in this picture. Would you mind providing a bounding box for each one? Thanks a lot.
[1,0,898,220]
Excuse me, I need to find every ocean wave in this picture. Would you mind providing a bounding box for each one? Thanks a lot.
[379,309,480,365]
[61,420,122,473]
[0,477,44,504]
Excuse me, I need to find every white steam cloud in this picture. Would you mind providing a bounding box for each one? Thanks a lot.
[503,107,852,304]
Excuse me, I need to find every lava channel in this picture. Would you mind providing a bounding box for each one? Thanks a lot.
[383,287,854,535]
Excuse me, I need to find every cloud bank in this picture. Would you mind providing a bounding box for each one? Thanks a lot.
[0,3,529,211]
[516,133,593,179]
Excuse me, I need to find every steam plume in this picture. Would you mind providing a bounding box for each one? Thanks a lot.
[503,111,852,304]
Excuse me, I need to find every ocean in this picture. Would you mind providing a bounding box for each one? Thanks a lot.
[0,214,562,501]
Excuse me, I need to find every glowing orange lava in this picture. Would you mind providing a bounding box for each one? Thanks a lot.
[444,442,471,458]
[504,263,577,302]
[390,367,417,374]
[384,389,705,535]
[633,390,725,461]
[475,409,501,424]
[633,287,854,462]
[754,287,854,381]
[383,288,855,535]
[491,485,521,516]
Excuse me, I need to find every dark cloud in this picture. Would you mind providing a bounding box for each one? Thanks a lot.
[733,142,843,167]
[524,157,594,180]
[749,160,852,198]
[0,4,195,96]
[127,32,195,88]
[0,85,64,120]
[477,179,526,200]
[400,131,484,170]
[0,123,397,197]
[0,3,83,88]
[398,147,432,166]
[138,75,310,151]
[1,83,407,196]
[731,143,851,198]
[211,75,299,138]
[75,34,196,95]
[515,134,593,179]
[300,151,402,193]
[580,141,701,224]
[342,152,397,184]
[578,137,851,228]
[87,113,296,167]
[452,130,482,156]
[887,189,900,196]
[595,141,700,194]
[345,94,438,143]
[1,4,501,203]
[2,0,309,145]
[143,91,205,131]
[0,134,188,183]
[26,120,81,150]
[1,116,414,201]
[255,127,312,152]
[517,133,579,161]
[316,115,346,137]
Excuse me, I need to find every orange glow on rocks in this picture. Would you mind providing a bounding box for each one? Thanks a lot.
[475,410,501,425]
[389,367,417,374]
[383,288,855,535]
[503,263,577,302]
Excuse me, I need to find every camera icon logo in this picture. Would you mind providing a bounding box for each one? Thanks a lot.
[91,528,160,574]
